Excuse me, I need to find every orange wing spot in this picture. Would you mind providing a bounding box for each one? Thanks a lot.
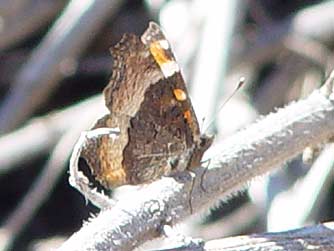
[149,41,172,66]
[173,88,187,101]
[183,110,193,124]
[104,168,127,188]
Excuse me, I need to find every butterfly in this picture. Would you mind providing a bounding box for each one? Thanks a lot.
[79,22,213,190]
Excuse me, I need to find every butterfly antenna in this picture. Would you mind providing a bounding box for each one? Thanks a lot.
[200,117,206,133]
[203,77,245,133]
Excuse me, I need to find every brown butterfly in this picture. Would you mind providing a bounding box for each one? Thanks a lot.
[80,22,213,189]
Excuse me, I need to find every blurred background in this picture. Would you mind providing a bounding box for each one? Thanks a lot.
[0,0,334,250]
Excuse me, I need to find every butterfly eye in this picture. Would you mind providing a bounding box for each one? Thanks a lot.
[200,138,206,147]
[169,158,179,170]
[199,135,214,151]
[200,137,211,148]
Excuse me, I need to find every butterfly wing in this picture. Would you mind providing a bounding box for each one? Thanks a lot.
[80,22,211,189]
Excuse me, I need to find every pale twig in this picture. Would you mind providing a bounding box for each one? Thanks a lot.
[0,52,112,86]
[253,55,312,113]
[0,108,100,251]
[146,222,334,251]
[0,95,105,174]
[0,0,65,50]
[202,222,334,251]
[193,201,259,239]
[231,1,334,70]
[265,72,334,231]
[61,77,334,250]
[0,0,122,134]
[283,34,331,69]
[191,1,241,132]
[267,144,334,231]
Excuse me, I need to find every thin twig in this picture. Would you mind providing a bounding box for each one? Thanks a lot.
[0,95,105,174]
[267,144,334,231]
[0,52,111,86]
[195,202,259,239]
[202,222,334,251]
[231,1,334,70]
[191,1,241,131]
[0,0,65,50]
[60,75,334,250]
[0,108,100,251]
[0,0,122,134]
[145,222,334,250]
[253,54,312,113]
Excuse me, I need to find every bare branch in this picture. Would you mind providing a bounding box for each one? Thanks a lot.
[0,95,105,174]
[202,222,334,251]
[139,222,334,250]
[231,1,334,69]
[0,0,122,133]
[267,144,334,231]
[0,106,102,251]
[190,1,242,129]
[0,0,65,51]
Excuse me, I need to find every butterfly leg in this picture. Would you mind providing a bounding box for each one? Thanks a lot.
[199,159,211,192]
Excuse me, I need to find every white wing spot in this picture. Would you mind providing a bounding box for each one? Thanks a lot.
[161,61,180,78]
[159,40,169,49]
